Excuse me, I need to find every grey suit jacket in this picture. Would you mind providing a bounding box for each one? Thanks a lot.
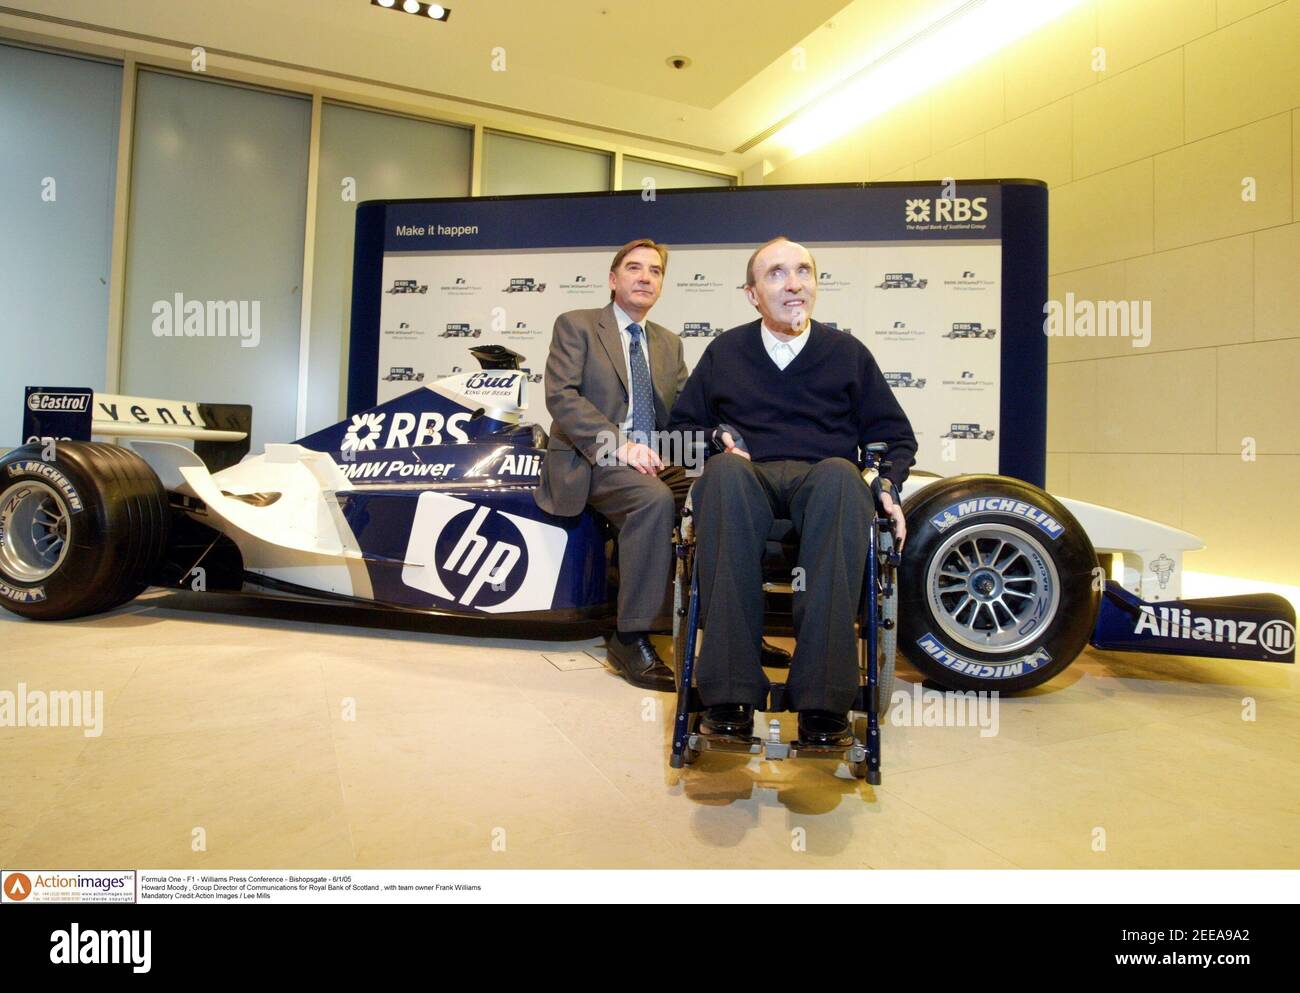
[535,303,688,517]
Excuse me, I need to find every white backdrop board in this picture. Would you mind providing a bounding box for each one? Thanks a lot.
[350,183,1048,484]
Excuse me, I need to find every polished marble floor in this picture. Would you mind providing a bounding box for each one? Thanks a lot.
[2,592,1297,870]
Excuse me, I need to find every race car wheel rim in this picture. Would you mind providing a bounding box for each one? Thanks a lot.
[925,523,1059,654]
[0,480,72,583]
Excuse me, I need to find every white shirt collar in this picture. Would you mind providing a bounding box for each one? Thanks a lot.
[612,303,645,335]
[760,321,810,362]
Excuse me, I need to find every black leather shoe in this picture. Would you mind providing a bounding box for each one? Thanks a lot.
[760,639,792,668]
[699,704,755,737]
[605,634,675,691]
[797,710,853,748]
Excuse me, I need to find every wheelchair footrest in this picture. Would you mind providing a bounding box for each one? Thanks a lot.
[791,741,868,763]
[687,732,762,756]
[686,732,868,765]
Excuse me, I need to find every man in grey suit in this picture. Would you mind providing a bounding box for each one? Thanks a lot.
[535,239,688,690]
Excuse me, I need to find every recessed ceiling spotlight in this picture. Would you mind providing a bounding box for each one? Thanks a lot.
[370,0,451,20]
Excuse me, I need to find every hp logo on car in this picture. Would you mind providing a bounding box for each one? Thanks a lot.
[402,493,568,612]
[435,506,527,607]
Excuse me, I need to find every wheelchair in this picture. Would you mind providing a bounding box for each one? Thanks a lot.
[669,444,901,784]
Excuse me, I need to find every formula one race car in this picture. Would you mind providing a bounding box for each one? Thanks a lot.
[679,323,720,338]
[503,278,546,293]
[941,423,996,440]
[382,367,425,382]
[944,322,997,339]
[876,273,928,289]
[4,346,1293,695]
[386,279,428,295]
[884,372,927,390]
[438,324,482,338]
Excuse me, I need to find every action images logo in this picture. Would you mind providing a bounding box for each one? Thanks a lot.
[3,870,137,906]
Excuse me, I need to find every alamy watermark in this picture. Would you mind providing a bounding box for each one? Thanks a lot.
[1043,293,1151,348]
[887,682,999,737]
[593,429,708,476]
[151,294,261,348]
[0,683,104,738]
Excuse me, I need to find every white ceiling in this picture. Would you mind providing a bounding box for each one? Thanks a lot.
[4,0,964,162]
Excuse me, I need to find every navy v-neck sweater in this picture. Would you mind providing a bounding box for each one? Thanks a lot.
[668,320,918,491]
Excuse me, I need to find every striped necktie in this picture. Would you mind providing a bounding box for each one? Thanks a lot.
[626,323,654,446]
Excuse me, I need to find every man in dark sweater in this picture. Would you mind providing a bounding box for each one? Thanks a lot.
[668,237,917,745]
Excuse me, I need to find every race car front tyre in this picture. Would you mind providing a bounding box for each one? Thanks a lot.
[897,475,1099,693]
[0,442,170,620]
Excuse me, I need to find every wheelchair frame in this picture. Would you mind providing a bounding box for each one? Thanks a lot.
[669,450,901,785]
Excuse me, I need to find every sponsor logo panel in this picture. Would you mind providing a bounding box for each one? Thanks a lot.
[943,269,996,291]
[27,392,92,413]
[340,410,475,452]
[903,196,991,231]
[1134,605,1296,657]
[401,493,566,612]
[439,275,482,294]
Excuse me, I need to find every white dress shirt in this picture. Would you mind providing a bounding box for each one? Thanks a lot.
[760,321,810,371]
[613,302,654,433]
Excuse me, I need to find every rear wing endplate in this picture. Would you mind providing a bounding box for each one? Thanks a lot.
[22,387,252,471]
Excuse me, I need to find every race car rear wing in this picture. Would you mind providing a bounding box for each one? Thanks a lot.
[22,387,253,471]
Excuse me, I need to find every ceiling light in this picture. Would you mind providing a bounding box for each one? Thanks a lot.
[370,0,451,21]
[772,0,1083,156]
